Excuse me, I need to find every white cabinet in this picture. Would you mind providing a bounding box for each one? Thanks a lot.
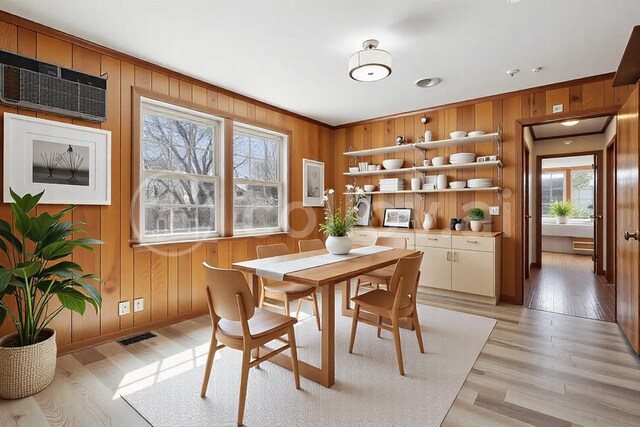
[349,229,377,245]
[418,233,502,305]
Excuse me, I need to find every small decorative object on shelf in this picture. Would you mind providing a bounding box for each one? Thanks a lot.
[549,200,572,224]
[468,207,486,232]
[423,213,435,230]
[395,135,406,145]
[319,185,366,254]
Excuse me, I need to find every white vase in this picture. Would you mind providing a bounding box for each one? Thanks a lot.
[470,220,484,232]
[326,236,352,255]
[423,213,435,230]
[556,216,568,224]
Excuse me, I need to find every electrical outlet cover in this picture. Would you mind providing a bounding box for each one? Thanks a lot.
[119,301,130,316]
[489,206,500,215]
[552,104,564,113]
[134,298,144,312]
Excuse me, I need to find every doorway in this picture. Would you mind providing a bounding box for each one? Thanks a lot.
[522,115,616,322]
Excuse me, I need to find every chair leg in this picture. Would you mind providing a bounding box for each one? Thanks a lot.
[258,285,266,308]
[288,325,301,389]
[412,308,425,353]
[349,304,360,353]
[200,330,218,397]
[376,315,382,338]
[237,348,251,426]
[311,291,321,331]
[295,298,302,319]
[284,295,291,317]
[392,318,405,376]
[354,278,361,296]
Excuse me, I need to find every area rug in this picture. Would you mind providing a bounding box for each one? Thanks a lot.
[122,302,495,427]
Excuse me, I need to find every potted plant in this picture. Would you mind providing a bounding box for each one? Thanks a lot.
[0,189,102,399]
[549,200,573,224]
[319,185,365,254]
[468,207,485,232]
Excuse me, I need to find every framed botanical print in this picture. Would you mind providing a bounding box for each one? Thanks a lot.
[302,158,324,207]
[383,208,412,228]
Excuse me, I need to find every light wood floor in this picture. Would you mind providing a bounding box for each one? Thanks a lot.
[524,252,616,322]
[1,292,639,427]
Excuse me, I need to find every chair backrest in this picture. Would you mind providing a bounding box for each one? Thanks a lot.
[388,253,424,299]
[203,263,255,322]
[256,243,289,259]
[375,236,408,249]
[298,239,325,252]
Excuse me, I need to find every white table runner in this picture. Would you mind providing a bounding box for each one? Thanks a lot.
[237,245,394,281]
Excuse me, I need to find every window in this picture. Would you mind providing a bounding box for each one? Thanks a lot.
[139,98,222,242]
[570,169,594,219]
[541,172,565,217]
[233,125,287,233]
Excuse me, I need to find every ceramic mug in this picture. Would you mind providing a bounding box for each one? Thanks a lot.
[424,130,433,142]
[423,159,431,166]
[411,177,422,191]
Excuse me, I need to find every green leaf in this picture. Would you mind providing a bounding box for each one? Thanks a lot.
[72,238,103,249]
[0,267,11,293]
[0,306,6,327]
[51,205,75,222]
[13,261,42,280]
[76,281,102,308]
[56,289,87,315]
[26,212,58,243]
[41,261,83,277]
[11,203,32,236]
[0,225,23,253]
[41,241,76,260]
[10,188,44,215]
[37,222,78,252]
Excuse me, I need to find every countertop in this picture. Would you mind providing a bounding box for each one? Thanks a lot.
[352,227,503,238]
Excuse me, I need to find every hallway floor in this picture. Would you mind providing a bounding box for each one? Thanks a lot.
[525,252,615,322]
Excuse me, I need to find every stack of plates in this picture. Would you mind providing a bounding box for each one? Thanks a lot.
[467,178,493,188]
[379,178,405,192]
[450,181,466,189]
[449,152,476,164]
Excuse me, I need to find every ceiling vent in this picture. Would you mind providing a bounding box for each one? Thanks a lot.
[0,50,107,122]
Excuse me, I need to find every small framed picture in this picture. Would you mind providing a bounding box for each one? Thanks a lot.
[302,158,324,207]
[477,156,486,163]
[383,208,412,228]
[355,195,373,226]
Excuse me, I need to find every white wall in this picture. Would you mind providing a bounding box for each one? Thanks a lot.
[529,133,609,266]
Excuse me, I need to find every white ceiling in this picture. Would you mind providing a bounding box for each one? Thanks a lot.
[531,116,611,140]
[542,155,594,169]
[1,0,639,126]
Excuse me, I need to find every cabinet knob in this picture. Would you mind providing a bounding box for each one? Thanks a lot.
[624,230,639,241]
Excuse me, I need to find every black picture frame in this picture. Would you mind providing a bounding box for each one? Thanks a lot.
[383,208,412,228]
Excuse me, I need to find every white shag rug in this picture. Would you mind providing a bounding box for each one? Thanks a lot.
[122,301,495,427]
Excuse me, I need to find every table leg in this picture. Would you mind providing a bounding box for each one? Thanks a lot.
[321,284,335,388]
[250,273,260,307]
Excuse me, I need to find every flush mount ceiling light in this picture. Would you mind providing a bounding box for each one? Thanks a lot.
[564,140,573,145]
[561,120,580,126]
[415,77,441,88]
[348,39,392,82]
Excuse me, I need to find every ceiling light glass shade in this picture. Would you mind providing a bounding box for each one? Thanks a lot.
[349,40,392,82]
[560,120,580,126]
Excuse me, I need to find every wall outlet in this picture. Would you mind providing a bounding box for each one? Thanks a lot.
[118,301,130,316]
[134,298,144,312]
[552,104,564,113]
[489,206,500,216]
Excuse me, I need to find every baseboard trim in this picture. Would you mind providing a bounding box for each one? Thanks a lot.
[56,309,209,356]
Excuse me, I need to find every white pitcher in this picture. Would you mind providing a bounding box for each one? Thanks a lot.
[423,213,435,230]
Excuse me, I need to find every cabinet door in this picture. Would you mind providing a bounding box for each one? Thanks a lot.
[349,230,377,245]
[451,250,495,296]
[418,246,451,290]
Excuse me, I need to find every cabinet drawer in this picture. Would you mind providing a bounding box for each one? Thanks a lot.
[416,233,451,249]
[452,235,494,252]
[378,231,415,249]
[349,230,377,244]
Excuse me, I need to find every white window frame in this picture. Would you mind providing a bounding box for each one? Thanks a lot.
[139,97,224,243]
[232,123,288,235]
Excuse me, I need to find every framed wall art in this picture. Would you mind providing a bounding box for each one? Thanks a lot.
[3,113,111,205]
[355,195,373,226]
[302,158,324,207]
[383,208,412,228]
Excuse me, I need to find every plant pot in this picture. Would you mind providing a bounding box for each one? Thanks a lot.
[556,216,568,224]
[326,236,352,255]
[0,328,57,399]
[470,220,484,232]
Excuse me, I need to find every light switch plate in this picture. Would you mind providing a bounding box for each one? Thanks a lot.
[134,298,144,312]
[489,206,500,215]
[118,301,130,316]
[552,104,564,113]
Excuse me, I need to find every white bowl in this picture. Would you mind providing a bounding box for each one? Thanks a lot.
[468,131,486,137]
[348,167,359,173]
[432,156,446,166]
[367,165,377,171]
[450,131,467,139]
[382,159,404,170]
[449,181,466,189]
[364,184,376,192]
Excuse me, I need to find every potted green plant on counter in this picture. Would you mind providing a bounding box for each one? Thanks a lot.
[0,190,102,399]
[468,207,486,232]
[319,185,365,254]
[549,200,573,224]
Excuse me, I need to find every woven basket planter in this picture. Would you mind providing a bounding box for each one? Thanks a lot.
[0,328,57,399]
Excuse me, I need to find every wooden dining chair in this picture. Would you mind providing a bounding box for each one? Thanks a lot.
[200,263,300,426]
[348,252,424,376]
[298,238,325,253]
[354,236,408,296]
[256,243,321,331]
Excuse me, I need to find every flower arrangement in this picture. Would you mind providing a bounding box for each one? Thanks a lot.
[318,185,365,237]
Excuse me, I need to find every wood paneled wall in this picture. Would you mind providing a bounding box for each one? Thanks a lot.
[334,77,633,303]
[0,17,334,353]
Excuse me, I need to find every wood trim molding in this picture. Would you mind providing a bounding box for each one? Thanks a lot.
[613,25,640,87]
[0,11,332,129]
[518,106,621,127]
[336,74,618,129]
[533,130,602,142]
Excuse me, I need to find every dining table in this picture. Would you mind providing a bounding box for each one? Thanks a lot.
[233,245,418,388]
